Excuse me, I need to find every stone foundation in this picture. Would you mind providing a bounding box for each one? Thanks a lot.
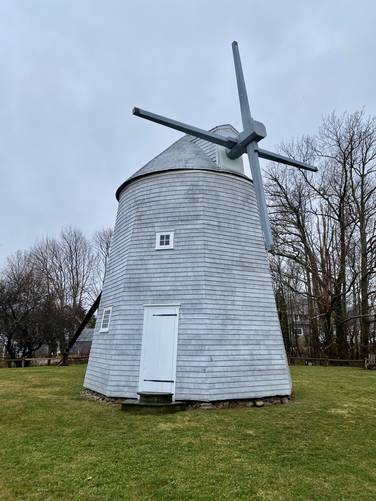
[81,388,124,405]
[188,395,291,410]
[81,388,292,409]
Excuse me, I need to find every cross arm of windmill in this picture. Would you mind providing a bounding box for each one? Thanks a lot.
[133,41,317,253]
[133,107,316,171]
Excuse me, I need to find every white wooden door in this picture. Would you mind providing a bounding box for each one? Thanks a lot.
[139,305,179,395]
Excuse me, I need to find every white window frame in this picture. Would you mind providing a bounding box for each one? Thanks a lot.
[155,231,174,250]
[99,306,112,333]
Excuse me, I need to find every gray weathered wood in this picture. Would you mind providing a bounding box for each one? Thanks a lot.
[84,132,291,400]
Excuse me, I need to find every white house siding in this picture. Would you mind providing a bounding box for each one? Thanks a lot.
[84,168,291,400]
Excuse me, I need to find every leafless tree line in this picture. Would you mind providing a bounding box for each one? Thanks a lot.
[267,110,376,359]
[2,109,375,362]
[0,227,112,359]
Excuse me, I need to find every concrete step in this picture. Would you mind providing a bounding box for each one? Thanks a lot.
[137,392,173,404]
[121,399,187,414]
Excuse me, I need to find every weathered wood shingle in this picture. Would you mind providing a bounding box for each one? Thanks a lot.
[84,131,291,401]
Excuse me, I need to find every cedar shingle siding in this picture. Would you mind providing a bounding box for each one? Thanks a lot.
[84,129,291,401]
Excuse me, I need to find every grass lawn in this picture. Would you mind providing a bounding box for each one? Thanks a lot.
[0,366,376,500]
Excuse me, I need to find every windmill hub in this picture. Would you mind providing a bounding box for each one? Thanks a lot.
[226,120,267,160]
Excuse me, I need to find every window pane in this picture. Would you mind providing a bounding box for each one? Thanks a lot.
[156,232,174,249]
[101,308,111,330]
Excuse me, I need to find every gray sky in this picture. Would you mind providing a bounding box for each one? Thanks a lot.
[1,0,375,264]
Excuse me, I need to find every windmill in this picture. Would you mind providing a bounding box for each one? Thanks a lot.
[81,42,317,409]
[133,42,316,252]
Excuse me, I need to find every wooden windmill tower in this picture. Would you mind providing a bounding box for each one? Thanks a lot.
[83,42,316,405]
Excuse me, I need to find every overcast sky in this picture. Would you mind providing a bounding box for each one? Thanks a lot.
[1,0,375,264]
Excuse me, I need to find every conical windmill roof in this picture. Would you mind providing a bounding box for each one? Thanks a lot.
[116,124,247,200]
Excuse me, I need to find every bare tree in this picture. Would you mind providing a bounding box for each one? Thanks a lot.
[267,110,376,358]
[0,225,112,359]
[31,227,96,353]
[92,227,113,297]
[0,251,48,360]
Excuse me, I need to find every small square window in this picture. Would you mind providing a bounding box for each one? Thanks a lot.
[155,232,174,250]
[100,307,112,333]
[160,234,170,246]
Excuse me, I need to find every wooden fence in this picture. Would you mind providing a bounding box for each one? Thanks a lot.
[288,357,364,368]
[1,355,367,369]
[0,355,88,368]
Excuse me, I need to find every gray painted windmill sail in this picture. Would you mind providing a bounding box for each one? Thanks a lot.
[83,42,316,404]
[133,41,317,252]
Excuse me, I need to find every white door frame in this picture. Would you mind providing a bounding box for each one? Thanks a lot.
[138,304,180,398]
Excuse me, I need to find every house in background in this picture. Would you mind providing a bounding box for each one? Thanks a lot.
[71,327,94,356]
[0,327,95,360]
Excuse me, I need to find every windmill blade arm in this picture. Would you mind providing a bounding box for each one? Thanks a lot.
[133,107,237,149]
[257,147,318,172]
[232,41,253,129]
[58,293,102,366]
[246,144,274,253]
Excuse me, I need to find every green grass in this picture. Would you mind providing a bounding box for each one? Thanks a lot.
[0,366,376,500]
